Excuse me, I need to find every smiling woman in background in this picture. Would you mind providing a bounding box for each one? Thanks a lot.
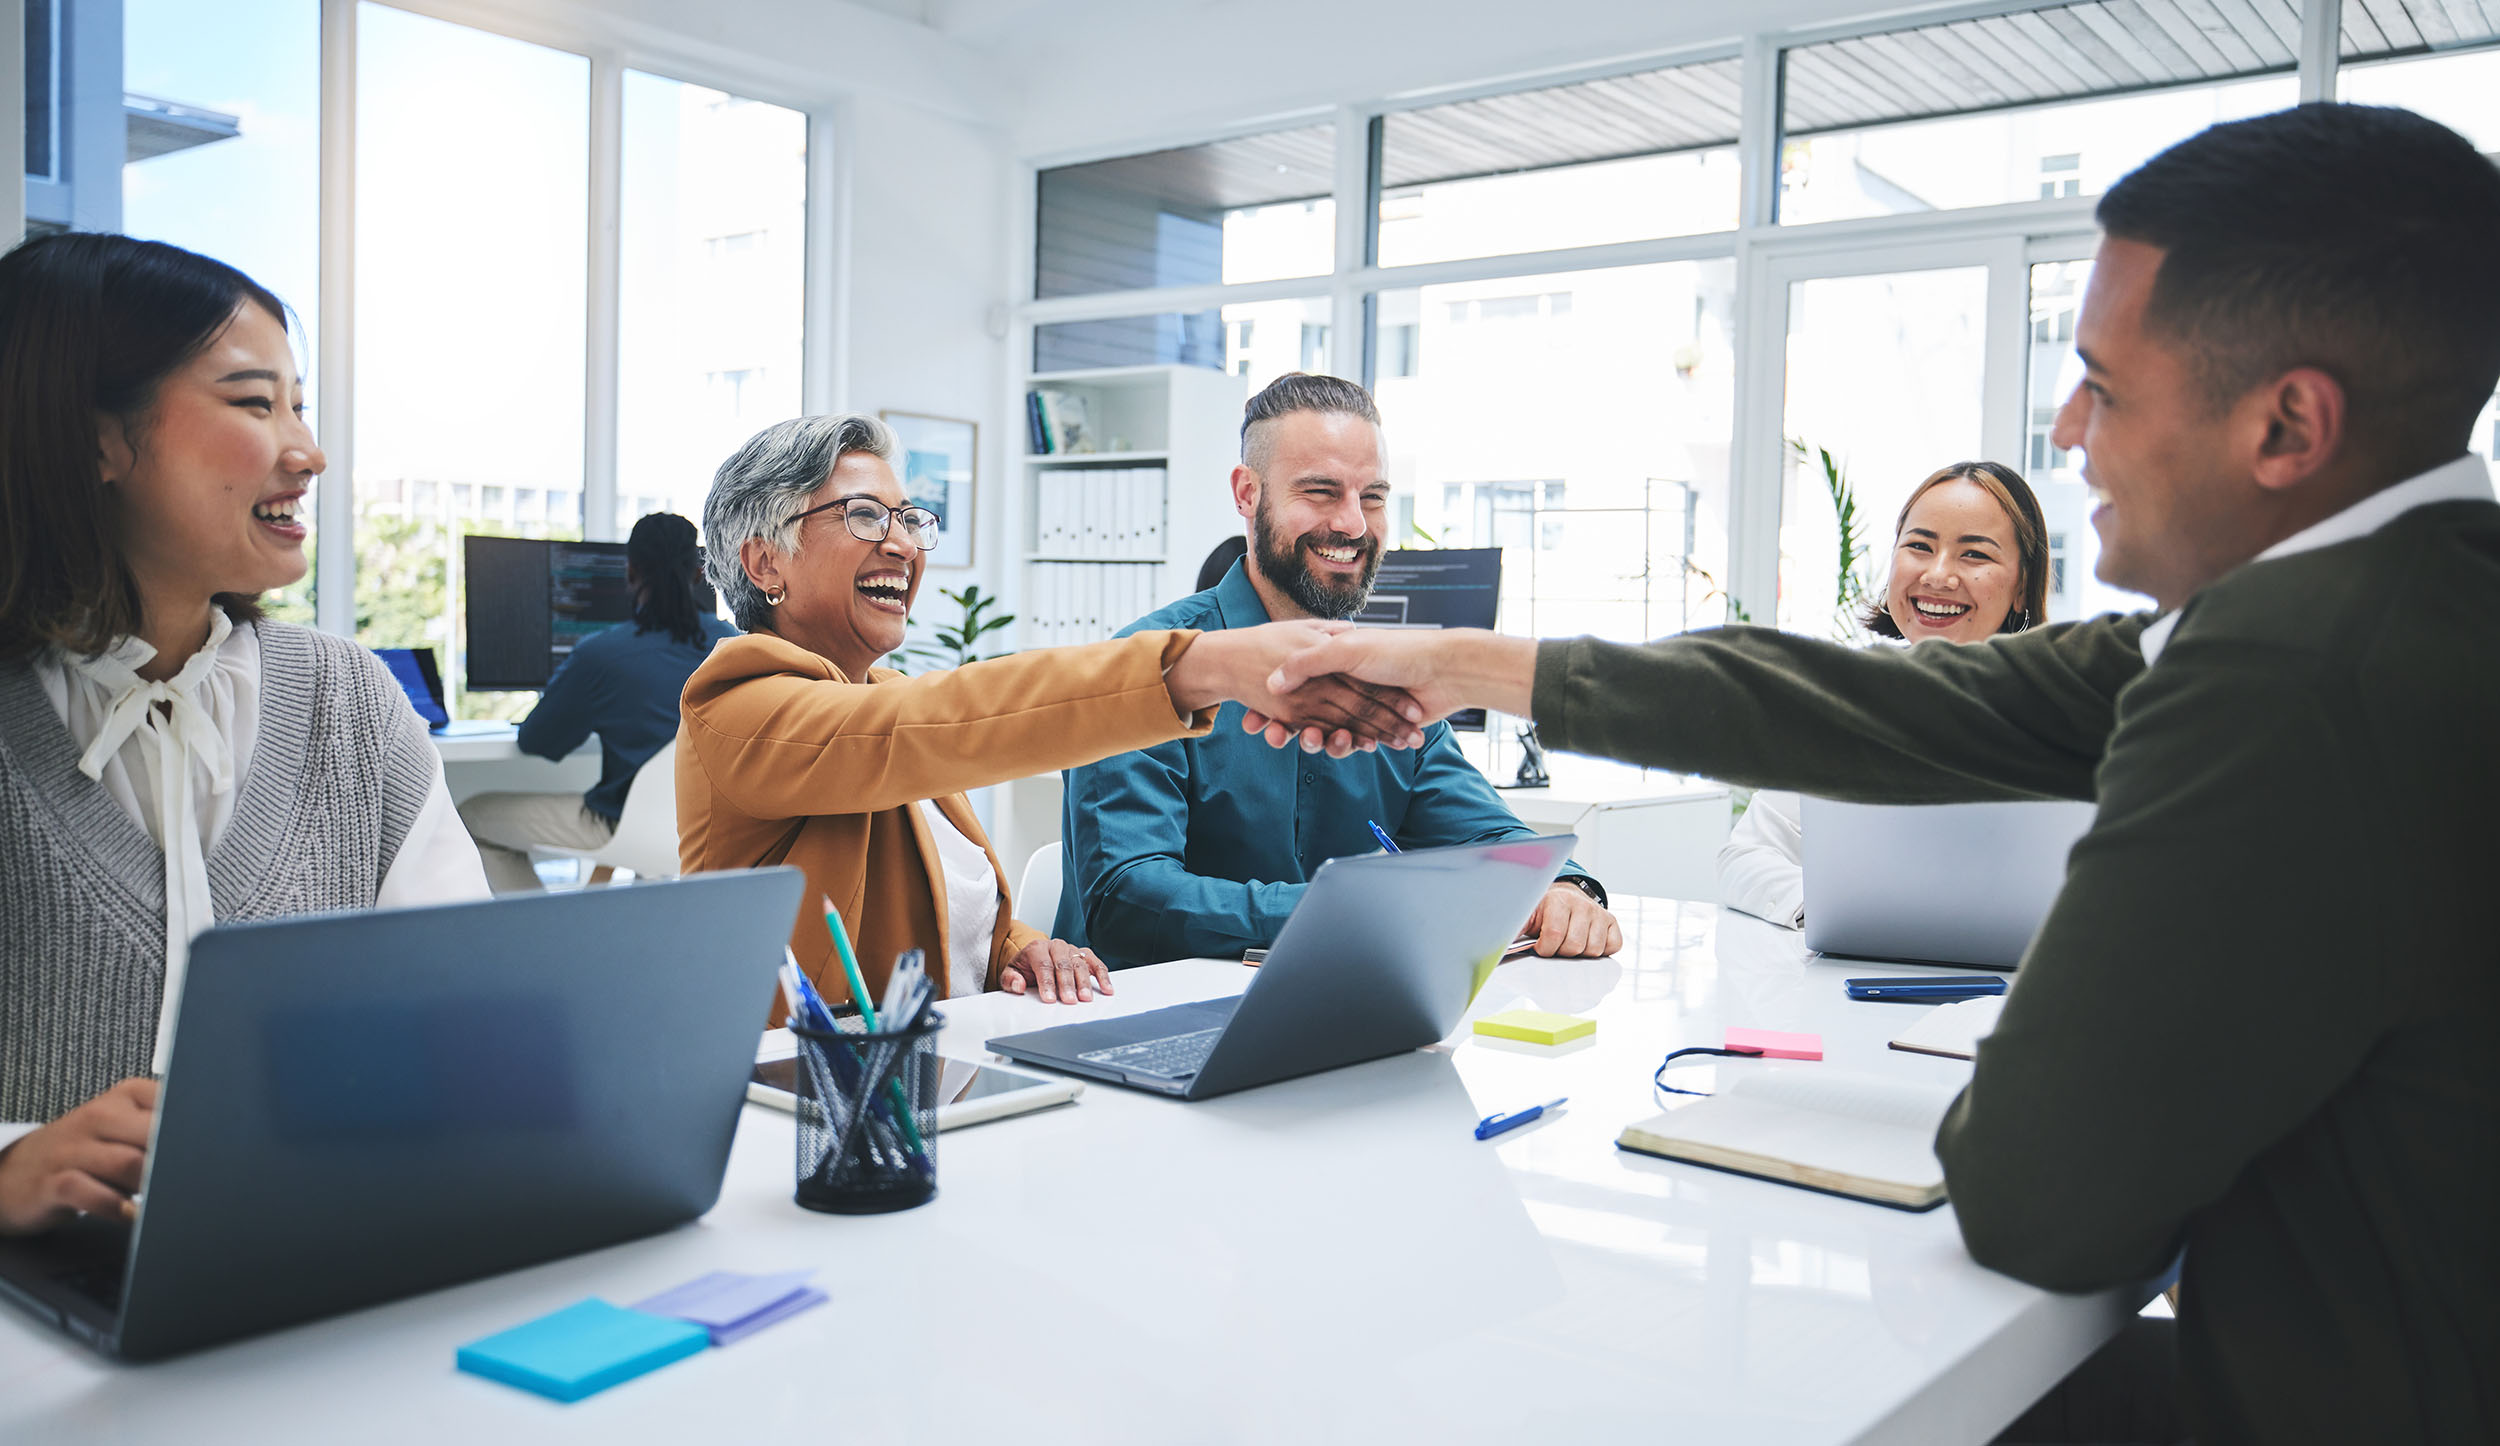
[1716,460,2051,928]
[0,234,487,1235]
[677,414,1420,1014]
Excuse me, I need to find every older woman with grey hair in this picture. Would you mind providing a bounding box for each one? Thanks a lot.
[679,414,1421,1016]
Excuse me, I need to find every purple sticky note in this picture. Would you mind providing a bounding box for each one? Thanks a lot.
[710,1287,827,1345]
[632,1270,824,1346]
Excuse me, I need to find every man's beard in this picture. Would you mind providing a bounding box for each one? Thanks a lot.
[1252,497,1382,620]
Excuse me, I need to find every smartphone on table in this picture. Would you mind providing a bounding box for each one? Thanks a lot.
[1844,975,2009,1003]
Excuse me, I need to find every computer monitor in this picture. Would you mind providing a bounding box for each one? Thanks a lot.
[462,536,717,691]
[1350,547,1501,732]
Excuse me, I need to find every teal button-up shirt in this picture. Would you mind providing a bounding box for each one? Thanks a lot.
[1054,561,1590,967]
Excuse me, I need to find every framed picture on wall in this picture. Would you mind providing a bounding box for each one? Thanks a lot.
[881,410,977,569]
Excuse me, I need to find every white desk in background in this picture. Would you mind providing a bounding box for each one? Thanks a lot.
[0,899,2137,1446]
[1492,755,1729,900]
[428,722,599,805]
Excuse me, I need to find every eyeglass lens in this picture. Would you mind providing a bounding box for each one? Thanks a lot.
[834,499,940,551]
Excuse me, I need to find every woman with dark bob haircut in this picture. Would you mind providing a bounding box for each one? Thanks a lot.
[0,234,487,1235]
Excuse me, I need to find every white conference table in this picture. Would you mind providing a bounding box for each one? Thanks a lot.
[0,899,2138,1445]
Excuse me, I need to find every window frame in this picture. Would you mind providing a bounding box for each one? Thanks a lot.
[310,0,834,636]
[1008,0,2353,630]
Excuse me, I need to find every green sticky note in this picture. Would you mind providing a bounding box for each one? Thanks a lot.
[456,1298,709,1403]
[1473,1009,1596,1046]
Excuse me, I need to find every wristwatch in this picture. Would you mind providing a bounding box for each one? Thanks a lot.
[1556,873,1608,909]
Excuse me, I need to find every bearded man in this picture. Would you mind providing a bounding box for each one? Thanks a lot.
[1054,372,1619,968]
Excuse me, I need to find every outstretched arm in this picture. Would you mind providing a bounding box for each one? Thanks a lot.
[1262,618,2152,804]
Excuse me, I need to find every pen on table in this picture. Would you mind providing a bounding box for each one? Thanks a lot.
[1366,820,1401,854]
[1474,1096,1567,1141]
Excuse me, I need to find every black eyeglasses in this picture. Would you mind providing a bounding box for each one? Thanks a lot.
[791,495,942,551]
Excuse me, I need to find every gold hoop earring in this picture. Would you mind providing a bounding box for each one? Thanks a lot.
[764,585,787,607]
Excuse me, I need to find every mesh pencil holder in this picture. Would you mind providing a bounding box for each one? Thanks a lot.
[789,1012,943,1215]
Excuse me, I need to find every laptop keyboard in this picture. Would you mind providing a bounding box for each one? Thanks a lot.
[1079,1027,1223,1079]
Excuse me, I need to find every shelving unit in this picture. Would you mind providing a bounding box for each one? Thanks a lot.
[1013,364,1247,650]
[993,363,1247,874]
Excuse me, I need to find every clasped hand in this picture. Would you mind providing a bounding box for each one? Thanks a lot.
[1178,621,1430,759]
[1236,627,1478,754]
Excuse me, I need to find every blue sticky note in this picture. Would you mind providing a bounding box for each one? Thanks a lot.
[456,1298,709,1403]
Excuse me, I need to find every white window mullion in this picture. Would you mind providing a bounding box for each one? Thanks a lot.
[803,103,850,416]
[315,0,357,637]
[582,56,622,541]
[2300,0,2343,102]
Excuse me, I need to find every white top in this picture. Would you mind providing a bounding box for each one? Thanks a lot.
[1716,788,1806,928]
[0,619,489,1147]
[914,799,1001,1001]
[2139,452,2496,665]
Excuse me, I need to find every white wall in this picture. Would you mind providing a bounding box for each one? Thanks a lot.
[839,94,1015,601]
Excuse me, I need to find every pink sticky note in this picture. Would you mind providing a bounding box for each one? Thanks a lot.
[1725,1026,1822,1061]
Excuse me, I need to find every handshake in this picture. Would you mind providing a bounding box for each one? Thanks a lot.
[1164,621,1540,758]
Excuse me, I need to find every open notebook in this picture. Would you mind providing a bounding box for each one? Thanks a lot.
[1887,994,2007,1062]
[1616,1069,1960,1210]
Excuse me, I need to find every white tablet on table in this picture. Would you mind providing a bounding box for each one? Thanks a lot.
[748,1028,1083,1129]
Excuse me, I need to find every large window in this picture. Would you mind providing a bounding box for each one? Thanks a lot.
[1779,1,2299,223]
[1776,266,1988,635]
[1374,61,1741,267]
[1033,299,1330,385]
[617,72,807,536]
[1034,125,1335,298]
[2340,42,2500,149]
[1376,261,1735,641]
[353,4,588,717]
[120,0,321,622]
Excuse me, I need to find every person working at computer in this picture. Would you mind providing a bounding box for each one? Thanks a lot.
[677,413,1424,1016]
[1716,460,2050,929]
[459,512,737,892]
[1053,373,1619,969]
[0,235,490,1236]
[1253,105,2500,1444]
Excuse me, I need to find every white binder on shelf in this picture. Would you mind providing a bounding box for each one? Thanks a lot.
[1139,470,1166,560]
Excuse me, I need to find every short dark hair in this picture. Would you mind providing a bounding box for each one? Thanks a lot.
[2097,103,2500,460]
[1239,372,1381,476]
[626,511,708,647]
[0,233,290,660]
[1863,461,2050,639]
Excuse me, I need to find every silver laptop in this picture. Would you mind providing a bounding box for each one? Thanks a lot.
[0,868,801,1361]
[988,834,1576,1099]
[1800,798,2094,968]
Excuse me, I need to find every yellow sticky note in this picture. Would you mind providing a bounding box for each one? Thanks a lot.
[1473,1009,1596,1046]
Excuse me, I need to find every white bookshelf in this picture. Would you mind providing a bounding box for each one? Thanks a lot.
[994,364,1245,877]
[1014,364,1247,650]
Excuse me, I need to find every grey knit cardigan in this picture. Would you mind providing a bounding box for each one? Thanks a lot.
[0,622,439,1121]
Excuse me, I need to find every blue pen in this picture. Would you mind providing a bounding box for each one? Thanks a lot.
[1474,1097,1567,1140]
[1366,819,1401,854]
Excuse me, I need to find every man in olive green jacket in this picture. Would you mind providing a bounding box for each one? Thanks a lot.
[1263,104,2500,1446]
